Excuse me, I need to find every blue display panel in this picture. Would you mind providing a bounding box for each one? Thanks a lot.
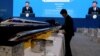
[13,0,100,18]
[0,0,13,19]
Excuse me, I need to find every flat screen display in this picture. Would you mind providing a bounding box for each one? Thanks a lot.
[13,0,100,18]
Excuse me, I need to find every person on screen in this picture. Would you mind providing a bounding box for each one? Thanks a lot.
[59,9,74,56]
[22,1,33,13]
[88,1,100,14]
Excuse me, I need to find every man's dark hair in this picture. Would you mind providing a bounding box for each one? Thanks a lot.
[92,1,98,4]
[60,9,68,14]
[25,1,30,4]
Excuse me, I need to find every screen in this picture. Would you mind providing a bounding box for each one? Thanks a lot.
[0,0,13,19]
[13,0,100,18]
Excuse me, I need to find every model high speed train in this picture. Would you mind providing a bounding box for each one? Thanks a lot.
[0,18,50,26]
[0,18,61,42]
[0,18,51,41]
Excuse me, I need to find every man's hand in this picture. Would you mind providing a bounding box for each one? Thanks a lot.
[59,30,65,34]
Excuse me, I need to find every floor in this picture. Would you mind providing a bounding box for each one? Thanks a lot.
[71,33,100,56]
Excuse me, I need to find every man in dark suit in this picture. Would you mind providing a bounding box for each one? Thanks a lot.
[88,1,100,14]
[60,9,74,56]
[22,1,33,13]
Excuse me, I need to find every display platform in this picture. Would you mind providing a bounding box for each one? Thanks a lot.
[24,33,64,56]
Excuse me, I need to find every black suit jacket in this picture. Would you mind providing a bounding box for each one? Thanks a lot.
[88,7,100,14]
[22,7,33,13]
[61,15,74,36]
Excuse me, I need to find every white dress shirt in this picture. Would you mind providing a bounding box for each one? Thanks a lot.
[93,7,96,11]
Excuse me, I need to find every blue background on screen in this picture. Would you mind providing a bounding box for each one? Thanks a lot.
[13,0,100,18]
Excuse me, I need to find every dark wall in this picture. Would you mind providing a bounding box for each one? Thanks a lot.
[0,0,13,19]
